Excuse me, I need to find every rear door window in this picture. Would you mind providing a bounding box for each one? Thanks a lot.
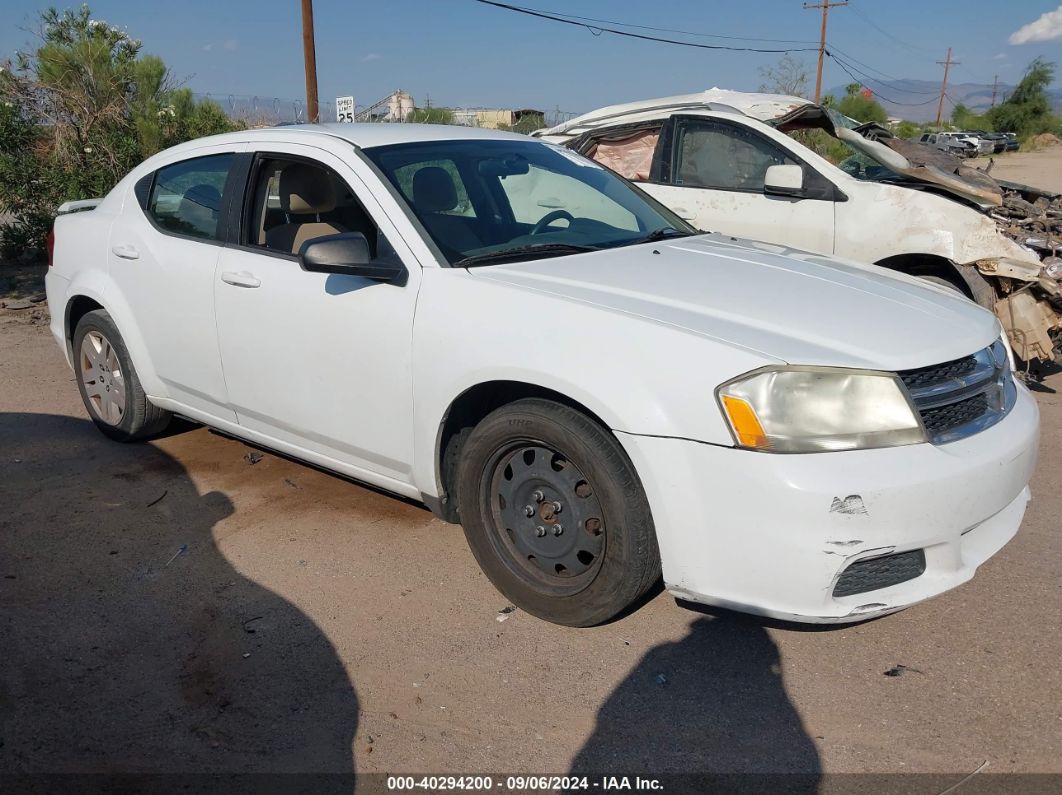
[147,154,234,241]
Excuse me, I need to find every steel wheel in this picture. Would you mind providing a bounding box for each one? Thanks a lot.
[488,442,606,594]
[79,330,127,426]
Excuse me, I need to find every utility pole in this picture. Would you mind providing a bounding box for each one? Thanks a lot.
[804,1,847,103]
[300,0,320,123]
[935,48,958,128]
[990,74,999,107]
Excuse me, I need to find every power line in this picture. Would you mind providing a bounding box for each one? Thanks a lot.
[847,2,935,57]
[487,4,819,44]
[826,45,939,94]
[474,1,821,53]
[826,52,941,106]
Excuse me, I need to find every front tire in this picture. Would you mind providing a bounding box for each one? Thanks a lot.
[73,309,171,442]
[456,399,660,627]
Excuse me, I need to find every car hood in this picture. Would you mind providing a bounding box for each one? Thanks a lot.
[468,234,1000,371]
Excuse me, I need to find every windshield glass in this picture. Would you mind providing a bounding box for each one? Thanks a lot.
[363,138,694,265]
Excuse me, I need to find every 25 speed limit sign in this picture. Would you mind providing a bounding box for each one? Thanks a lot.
[335,96,355,123]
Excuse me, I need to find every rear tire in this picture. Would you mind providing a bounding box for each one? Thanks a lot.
[73,309,171,442]
[456,398,660,627]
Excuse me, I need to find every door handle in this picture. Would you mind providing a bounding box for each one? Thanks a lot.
[221,271,261,288]
[111,243,140,260]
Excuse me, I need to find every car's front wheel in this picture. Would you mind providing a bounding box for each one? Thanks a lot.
[73,309,171,441]
[456,398,661,626]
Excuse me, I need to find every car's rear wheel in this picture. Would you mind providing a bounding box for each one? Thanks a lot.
[456,398,660,626]
[73,309,171,441]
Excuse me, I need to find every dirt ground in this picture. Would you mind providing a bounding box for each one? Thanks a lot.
[2,153,1061,788]
[973,145,1062,193]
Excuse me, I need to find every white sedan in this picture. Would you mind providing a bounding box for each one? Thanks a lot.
[46,124,1039,626]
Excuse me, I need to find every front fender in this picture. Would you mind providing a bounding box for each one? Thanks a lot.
[409,269,773,497]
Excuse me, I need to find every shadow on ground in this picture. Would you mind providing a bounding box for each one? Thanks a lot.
[0,262,46,304]
[570,615,820,790]
[0,413,358,789]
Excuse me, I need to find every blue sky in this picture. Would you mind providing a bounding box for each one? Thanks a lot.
[3,0,1061,115]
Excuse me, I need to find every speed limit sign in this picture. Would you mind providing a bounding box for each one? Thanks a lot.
[335,96,355,123]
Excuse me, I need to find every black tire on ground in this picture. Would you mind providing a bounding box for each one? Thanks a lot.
[72,309,171,442]
[916,274,968,296]
[456,398,661,627]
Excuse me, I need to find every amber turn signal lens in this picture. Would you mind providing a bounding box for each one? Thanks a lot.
[721,395,769,449]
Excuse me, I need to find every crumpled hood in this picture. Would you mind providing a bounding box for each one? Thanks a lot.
[470,235,1000,371]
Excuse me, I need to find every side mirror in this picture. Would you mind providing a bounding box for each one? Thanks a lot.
[298,232,405,284]
[763,164,805,198]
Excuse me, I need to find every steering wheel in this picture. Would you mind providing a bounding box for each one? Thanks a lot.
[530,209,575,235]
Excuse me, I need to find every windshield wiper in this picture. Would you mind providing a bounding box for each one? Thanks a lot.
[455,243,600,268]
[625,227,696,246]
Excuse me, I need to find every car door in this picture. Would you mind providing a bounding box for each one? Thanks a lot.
[213,143,420,486]
[636,115,837,255]
[108,145,244,420]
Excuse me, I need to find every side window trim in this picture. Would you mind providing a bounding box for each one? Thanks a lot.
[234,150,399,265]
[658,114,844,202]
[140,152,238,246]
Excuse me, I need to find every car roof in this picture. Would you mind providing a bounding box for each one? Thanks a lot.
[202,123,531,150]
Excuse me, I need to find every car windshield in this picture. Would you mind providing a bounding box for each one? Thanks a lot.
[363,138,695,266]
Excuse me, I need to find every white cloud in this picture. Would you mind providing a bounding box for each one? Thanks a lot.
[361,53,381,62]
[993,52,1007,60]
[223,39,239,51]
[202,43,213,52]
[1009,4,1062,44]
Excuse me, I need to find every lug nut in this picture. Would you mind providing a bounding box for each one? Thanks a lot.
[552,501,562,514]
[536,526,547,537]
[524,505,535,517]
[532,490,544,502]
[553,524,563,536]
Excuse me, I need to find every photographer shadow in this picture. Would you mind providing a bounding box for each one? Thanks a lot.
[570,615,821,791]
[0,413,357,789]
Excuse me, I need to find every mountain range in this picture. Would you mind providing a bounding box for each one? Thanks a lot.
[826,80,1062,122]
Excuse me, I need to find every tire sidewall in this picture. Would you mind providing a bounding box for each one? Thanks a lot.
[73,311,142,441]
[457,401,656,626]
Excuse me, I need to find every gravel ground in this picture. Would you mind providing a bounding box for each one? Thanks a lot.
[1,153,1061,786]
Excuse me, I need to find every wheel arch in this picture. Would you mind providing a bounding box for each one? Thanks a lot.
[876,253,997,309]
[430,380,614,524]
[62,286,163,396]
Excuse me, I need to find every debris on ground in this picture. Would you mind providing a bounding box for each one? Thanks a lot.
[655,673,668,686]
[496,605,516,622]
[1,299,34,311]
[243,451,264,465]
[164,544,188,567]
[883,663,924,677]
[242,616,264,634]
[284,478,299,489]
[146,489,167,507]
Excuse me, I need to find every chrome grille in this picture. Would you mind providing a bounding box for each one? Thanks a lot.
[898,340,1016,444]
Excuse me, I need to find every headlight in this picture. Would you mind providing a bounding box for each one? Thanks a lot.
[717,367,926,453]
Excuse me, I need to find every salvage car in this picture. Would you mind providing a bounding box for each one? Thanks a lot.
[535,90,1062,366]
[918,132,976,158]
[47,124,1038,626]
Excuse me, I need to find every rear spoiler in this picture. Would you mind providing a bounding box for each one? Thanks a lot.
[56,198,102,216]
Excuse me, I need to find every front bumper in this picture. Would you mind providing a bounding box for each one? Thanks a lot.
[618,383,1039,623]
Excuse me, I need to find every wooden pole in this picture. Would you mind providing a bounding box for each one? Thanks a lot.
[301,0,320,123]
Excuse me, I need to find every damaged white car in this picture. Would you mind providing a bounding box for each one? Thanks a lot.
[536,90,1062,368]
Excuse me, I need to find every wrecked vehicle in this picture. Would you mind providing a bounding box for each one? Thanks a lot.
[535,90,1062,367]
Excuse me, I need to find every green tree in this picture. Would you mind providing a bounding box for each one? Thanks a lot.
[408,106,454,124]
[834,83,888,125]
[951,103,992,132]
[987,58,1058,137]
[0,5,241,255]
